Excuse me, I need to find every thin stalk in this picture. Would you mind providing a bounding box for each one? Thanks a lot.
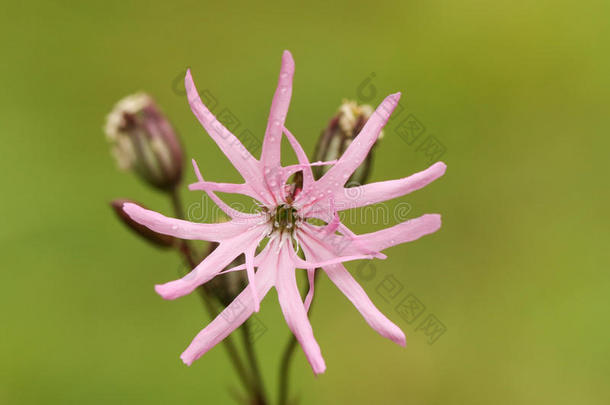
[241,321,267,405]
[278,337,298,405]
[169,187,253,397]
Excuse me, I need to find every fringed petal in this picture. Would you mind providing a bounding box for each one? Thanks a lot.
[332,162,446,211]
[155,226,267,300]
[180,239,279,365]
[122,202,246,242]
[276,235,326,374]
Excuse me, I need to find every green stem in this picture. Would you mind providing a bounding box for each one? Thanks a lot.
[278,336,298,405]
[241,321,267,405]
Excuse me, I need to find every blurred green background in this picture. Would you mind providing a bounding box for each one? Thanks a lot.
[1,0,609,403]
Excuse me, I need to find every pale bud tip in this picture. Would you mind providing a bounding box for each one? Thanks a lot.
[104,93,183,191]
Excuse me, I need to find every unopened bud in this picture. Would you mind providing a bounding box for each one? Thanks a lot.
[105,93,183,191]
[313,100,381,185]
[110,199,176,248]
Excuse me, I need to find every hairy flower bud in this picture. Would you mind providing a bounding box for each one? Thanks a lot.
[312,100,381,185]
[111,199,176,248]
[105,93,183,191]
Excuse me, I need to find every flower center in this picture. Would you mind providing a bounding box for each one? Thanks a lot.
[270,204,301,233]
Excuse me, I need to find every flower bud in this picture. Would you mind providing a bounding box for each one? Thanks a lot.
[110,199,176,248]
[312,100,382,185]
[105,93,183,191]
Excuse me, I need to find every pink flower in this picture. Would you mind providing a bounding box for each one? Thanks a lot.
[123,51,446,374]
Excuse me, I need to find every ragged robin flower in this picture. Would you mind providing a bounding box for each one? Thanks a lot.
[123,51,446,374]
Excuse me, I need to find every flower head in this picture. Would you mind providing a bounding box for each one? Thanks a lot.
[123,51,446,374]
[105,93,183,190]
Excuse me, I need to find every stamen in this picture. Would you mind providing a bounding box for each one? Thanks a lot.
[269,203,301,234]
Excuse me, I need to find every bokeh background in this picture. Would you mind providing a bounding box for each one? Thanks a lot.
[1,1,609,404]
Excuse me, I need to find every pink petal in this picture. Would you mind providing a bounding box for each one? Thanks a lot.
[188,180,259,200]
[280,158,337,199]
[298,223,386,261]
[258,52,296,202]
[299,213,440,258]
[321,209,340,235]
[333,162,447,211]
[260,50,295,170]
[298,231,405,346]
[218,243,273,274]
[185,70,272,204]
[191,159,258,220]
[283,126,315,193]
[288,241,374,269]
[282,160,338,172]
[353,214,442,252]
[122,202,246,242]
[296,93,401,209]
[180,243,279,366]
[326,264,405,345]
[185,71,258,175]
[304,268,315,312]
[244,242,260,312]
[276,236,326,374]
[155,226,267,300]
